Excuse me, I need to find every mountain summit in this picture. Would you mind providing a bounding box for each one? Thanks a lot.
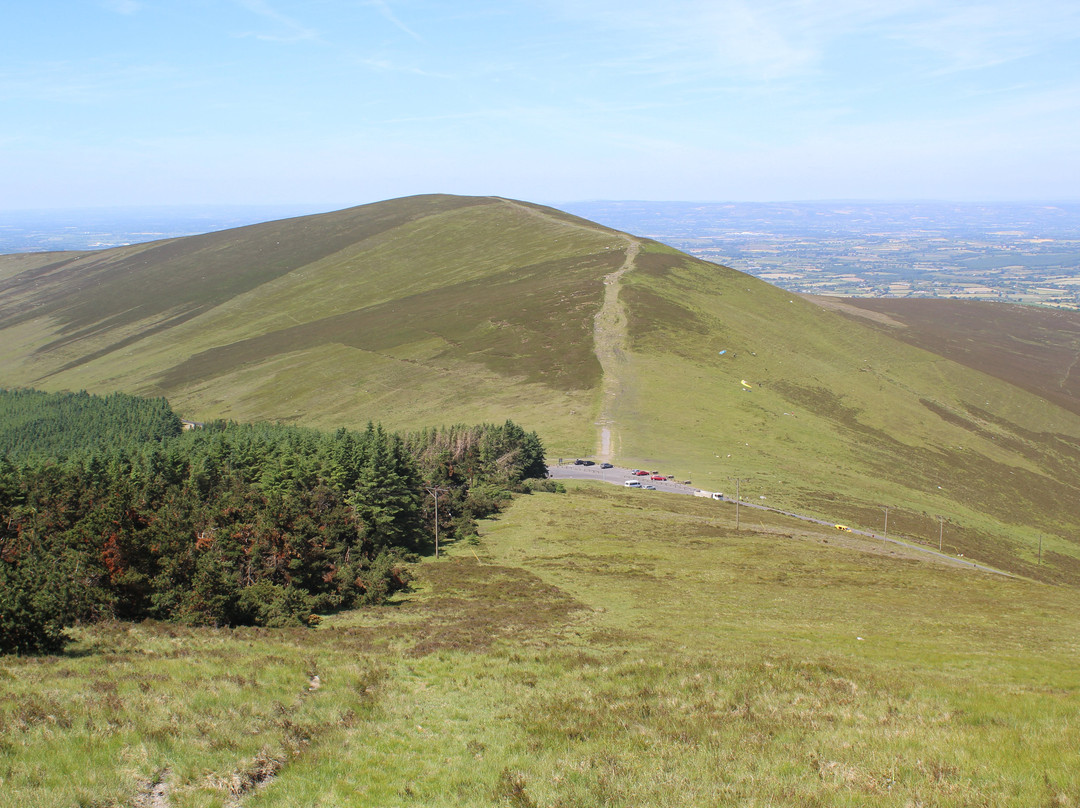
[0,195,625,434]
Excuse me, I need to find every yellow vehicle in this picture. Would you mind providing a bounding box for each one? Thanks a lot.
[834,524,852,532]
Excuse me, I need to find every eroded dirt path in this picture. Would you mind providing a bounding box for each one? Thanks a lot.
[497,198,640,461]
[135,769,170,808]
[592,239,639,461]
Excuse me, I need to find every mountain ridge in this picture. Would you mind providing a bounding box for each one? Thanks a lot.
[2,194,1080,583]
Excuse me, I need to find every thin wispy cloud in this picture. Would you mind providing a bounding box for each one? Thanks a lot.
[0,61,178,104]
[358,57,453,79]
[539,0,823,82]
[235,0,320,42]
[373,109,507,125]
[367,0,424,42]
[102,0,141,13]
[541,0,1079,86]
[885,4,1068,75]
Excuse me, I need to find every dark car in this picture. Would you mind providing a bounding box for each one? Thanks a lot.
[581,460,595,466]
[600,463,613,469]
[573,459,585,465]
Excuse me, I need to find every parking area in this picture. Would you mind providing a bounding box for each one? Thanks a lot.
[547,462,701,496]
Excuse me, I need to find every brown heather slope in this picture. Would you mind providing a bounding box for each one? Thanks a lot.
[816,297,1080,416]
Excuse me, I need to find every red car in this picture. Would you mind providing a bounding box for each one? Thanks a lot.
[634,470,649,476]
[650,475,666,481]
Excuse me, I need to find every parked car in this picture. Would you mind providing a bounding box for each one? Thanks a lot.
[650,475,665,481]
[642,484,656,490]
[573,459,585,465]
[624,480,642,488]
[600,463,613,469]
[634,470,649,476]
[581,460,595,466]
[835,524,852,532]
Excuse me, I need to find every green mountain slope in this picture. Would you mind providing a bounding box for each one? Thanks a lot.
[611,242,1080,583]
[0,195,628,448]
[2,195,1079,583]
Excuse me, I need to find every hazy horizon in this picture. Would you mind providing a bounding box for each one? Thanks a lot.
[4,194,1080,217]
[6,200,1077,311]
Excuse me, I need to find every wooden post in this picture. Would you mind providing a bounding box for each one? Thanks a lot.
[425,486,449,558]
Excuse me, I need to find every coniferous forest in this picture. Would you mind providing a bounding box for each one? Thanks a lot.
[0,388,550,655]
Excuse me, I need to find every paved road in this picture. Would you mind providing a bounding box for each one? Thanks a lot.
[546,462,1013,577]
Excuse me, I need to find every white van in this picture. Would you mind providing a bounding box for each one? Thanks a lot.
[624,480,642,488]
[711,492,724,500]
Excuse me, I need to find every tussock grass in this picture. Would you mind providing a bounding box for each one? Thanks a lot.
[0,622,386,807]
[4,484,1078,806]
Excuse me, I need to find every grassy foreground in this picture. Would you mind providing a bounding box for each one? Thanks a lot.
[2,482,1078,806]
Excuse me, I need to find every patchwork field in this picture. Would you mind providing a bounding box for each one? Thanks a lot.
[3,483,1078,807]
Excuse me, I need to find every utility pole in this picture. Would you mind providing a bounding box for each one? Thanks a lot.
[729,477,747,531]
[1039,534,1043,565]
[938,515,943,552]
[882,506,889,545]
[425,486,449,558]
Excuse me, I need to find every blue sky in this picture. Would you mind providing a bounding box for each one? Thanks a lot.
[3,0,1079,208]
